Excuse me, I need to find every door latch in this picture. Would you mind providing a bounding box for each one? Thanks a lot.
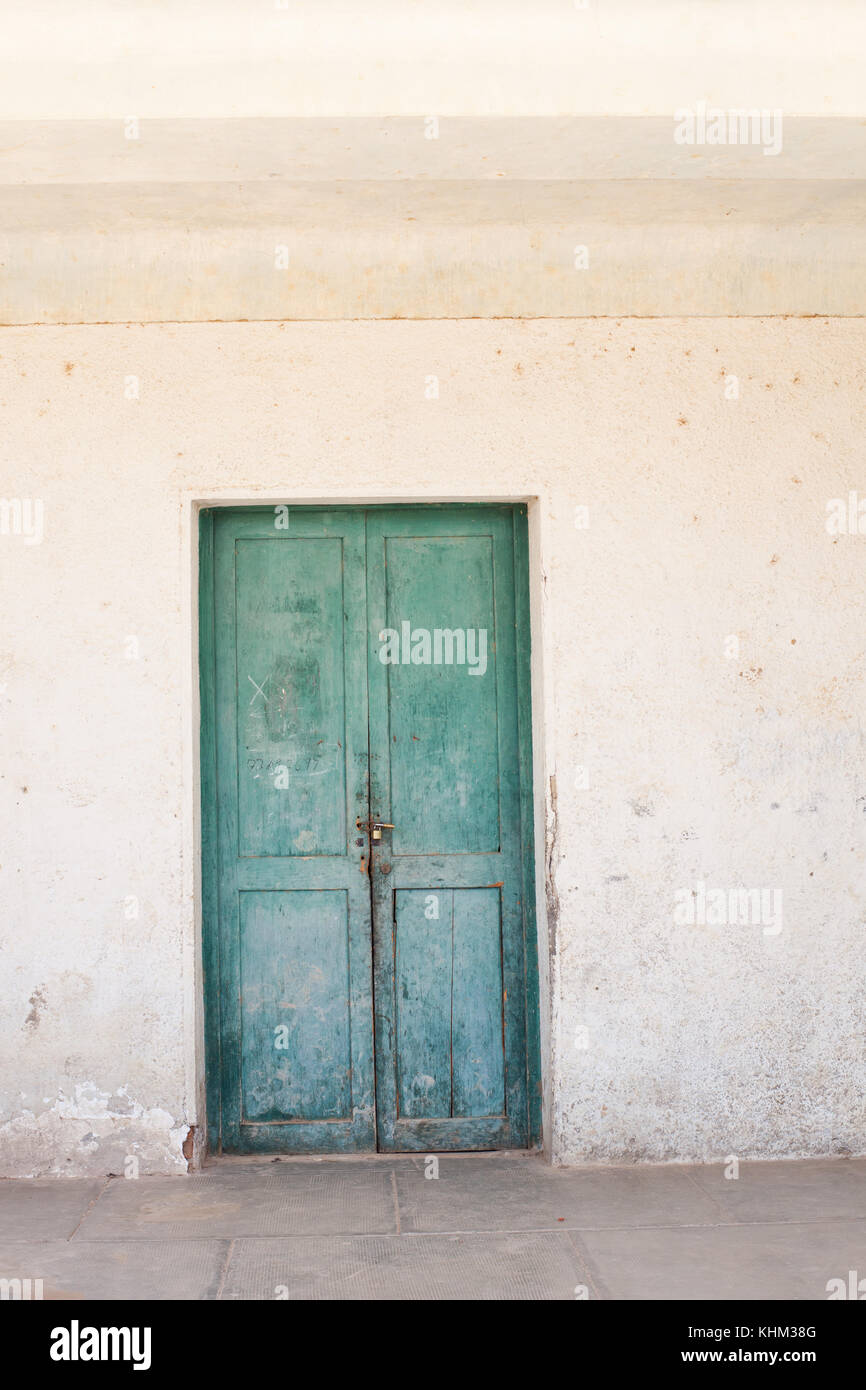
[356,817,395,842]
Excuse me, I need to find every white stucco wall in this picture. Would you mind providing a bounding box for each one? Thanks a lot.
[3,1,864,118]
[1,316,864,1174]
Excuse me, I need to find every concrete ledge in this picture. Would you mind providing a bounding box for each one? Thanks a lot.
[1,119,864,321]
[2,178,864,322]
[2,117,865,184]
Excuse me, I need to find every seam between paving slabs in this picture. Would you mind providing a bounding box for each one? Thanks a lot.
[66,1176,111,1240]
[565,1229,608,1301]
[395,1216,866,1233]
[59,1214,866,1243]
[215,1240,235,1300]
[680,1167,737,1221]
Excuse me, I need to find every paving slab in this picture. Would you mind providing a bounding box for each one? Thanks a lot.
[78,1162,396,1240]
[2,1156,863,1300]
[221,1232,587,1300]
[0,1179,105,1242]
[0,1239,228,1300]
[683,1159,866,1225]
[574,1219,866,1301]
[395,1153,721,1232]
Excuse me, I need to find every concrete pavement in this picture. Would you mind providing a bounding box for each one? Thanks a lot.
[1,1152,864,1300]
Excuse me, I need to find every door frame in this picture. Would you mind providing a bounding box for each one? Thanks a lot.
[195,500,544,1157]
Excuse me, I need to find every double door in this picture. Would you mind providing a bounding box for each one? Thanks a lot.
[201,504,538,1152]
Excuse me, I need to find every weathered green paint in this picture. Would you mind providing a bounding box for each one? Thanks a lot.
[240,889,352,1122]
[200,503,539,1153]
[366,507,528,1150]
[514,512,543,1147]
[452,888,506,1119]
[199,509,221,1156]
[207,508,374,1153]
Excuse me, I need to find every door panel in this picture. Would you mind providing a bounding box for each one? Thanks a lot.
[366,507,529,1151]
[394,887,506,1122]
[383,534,500,855]
[239,889,351,1123]
[235,537,347,858]
[210,509,375,1153]
[451,888,506,1117]
[203,504,536,1155]
[394,889,453,1119]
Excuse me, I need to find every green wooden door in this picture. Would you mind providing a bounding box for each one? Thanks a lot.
[366,508,533,1150]
[205,508,375,1153]
[201,504,538,1154]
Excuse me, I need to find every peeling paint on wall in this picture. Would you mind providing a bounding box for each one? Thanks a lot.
[0,1085,189,1177]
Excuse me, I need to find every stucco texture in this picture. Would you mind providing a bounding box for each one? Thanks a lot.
[0,318,863,1173]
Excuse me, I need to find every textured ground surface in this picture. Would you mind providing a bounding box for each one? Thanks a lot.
[1,1152,864,1300]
